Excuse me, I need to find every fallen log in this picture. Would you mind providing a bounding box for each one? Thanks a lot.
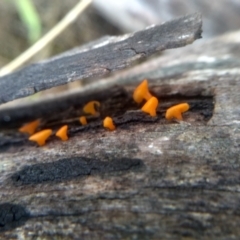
[1,13,240,239]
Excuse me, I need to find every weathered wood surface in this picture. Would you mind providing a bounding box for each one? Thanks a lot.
[1,17,240,240]
[0,13,202,104]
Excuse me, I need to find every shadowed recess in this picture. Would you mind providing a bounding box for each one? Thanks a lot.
[0,82,214,153]
[0,203,30,232]
[11,157,144,185]
[0,86,128,129]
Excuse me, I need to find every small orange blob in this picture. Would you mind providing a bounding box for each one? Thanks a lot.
[141,97,159,117]
[83,101,100,115]
[56,125,68,141]
[79,116,87,125]
[165,103,190,120]
[19,119,40,135]
[133,79,152,104]
[29,129,52,146]
[103,117,116,131]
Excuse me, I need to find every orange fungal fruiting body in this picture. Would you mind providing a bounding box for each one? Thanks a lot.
[103,117,116,131]
[29,129,52,146]
[56,125,68,141]
[165,103,190,120]
[83,101,100,115]
[19,119,40,135]
[133,79,152,104]
[79,116,87,125]
[141,97,159,117]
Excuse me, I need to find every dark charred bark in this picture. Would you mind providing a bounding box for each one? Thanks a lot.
[0,13,202,104]
[0,13,240,240]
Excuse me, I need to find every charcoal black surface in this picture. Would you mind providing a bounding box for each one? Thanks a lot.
[0,203,29,232]
[11,157,143,185]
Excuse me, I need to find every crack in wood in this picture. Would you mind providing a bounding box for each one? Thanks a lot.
[0,84,214,152]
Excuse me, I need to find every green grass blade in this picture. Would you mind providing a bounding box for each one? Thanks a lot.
[14,0,42,44]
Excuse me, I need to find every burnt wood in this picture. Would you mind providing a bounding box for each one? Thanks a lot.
[1,13,240,240]
[0,13,202,104]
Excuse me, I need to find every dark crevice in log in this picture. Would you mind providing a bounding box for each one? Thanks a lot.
[0,82,214,129]
[0,83,214,152]
[0,86,128,129]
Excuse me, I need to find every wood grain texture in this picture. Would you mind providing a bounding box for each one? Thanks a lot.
[0,13,202,104]
[1,16,240,240]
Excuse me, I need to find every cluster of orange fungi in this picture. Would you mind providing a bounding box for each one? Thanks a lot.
[134,79,189,119]
[19,80,189,146]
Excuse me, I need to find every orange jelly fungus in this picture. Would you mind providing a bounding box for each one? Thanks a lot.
[79,116,87,125]
[83,101,100,115]
[19,119,40,135]
[133,79,152,104]
[56,125,68,141]
[29,129,52,146]
[141,97,159,117]
[103,117,116,131]
[165,103,190,120]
